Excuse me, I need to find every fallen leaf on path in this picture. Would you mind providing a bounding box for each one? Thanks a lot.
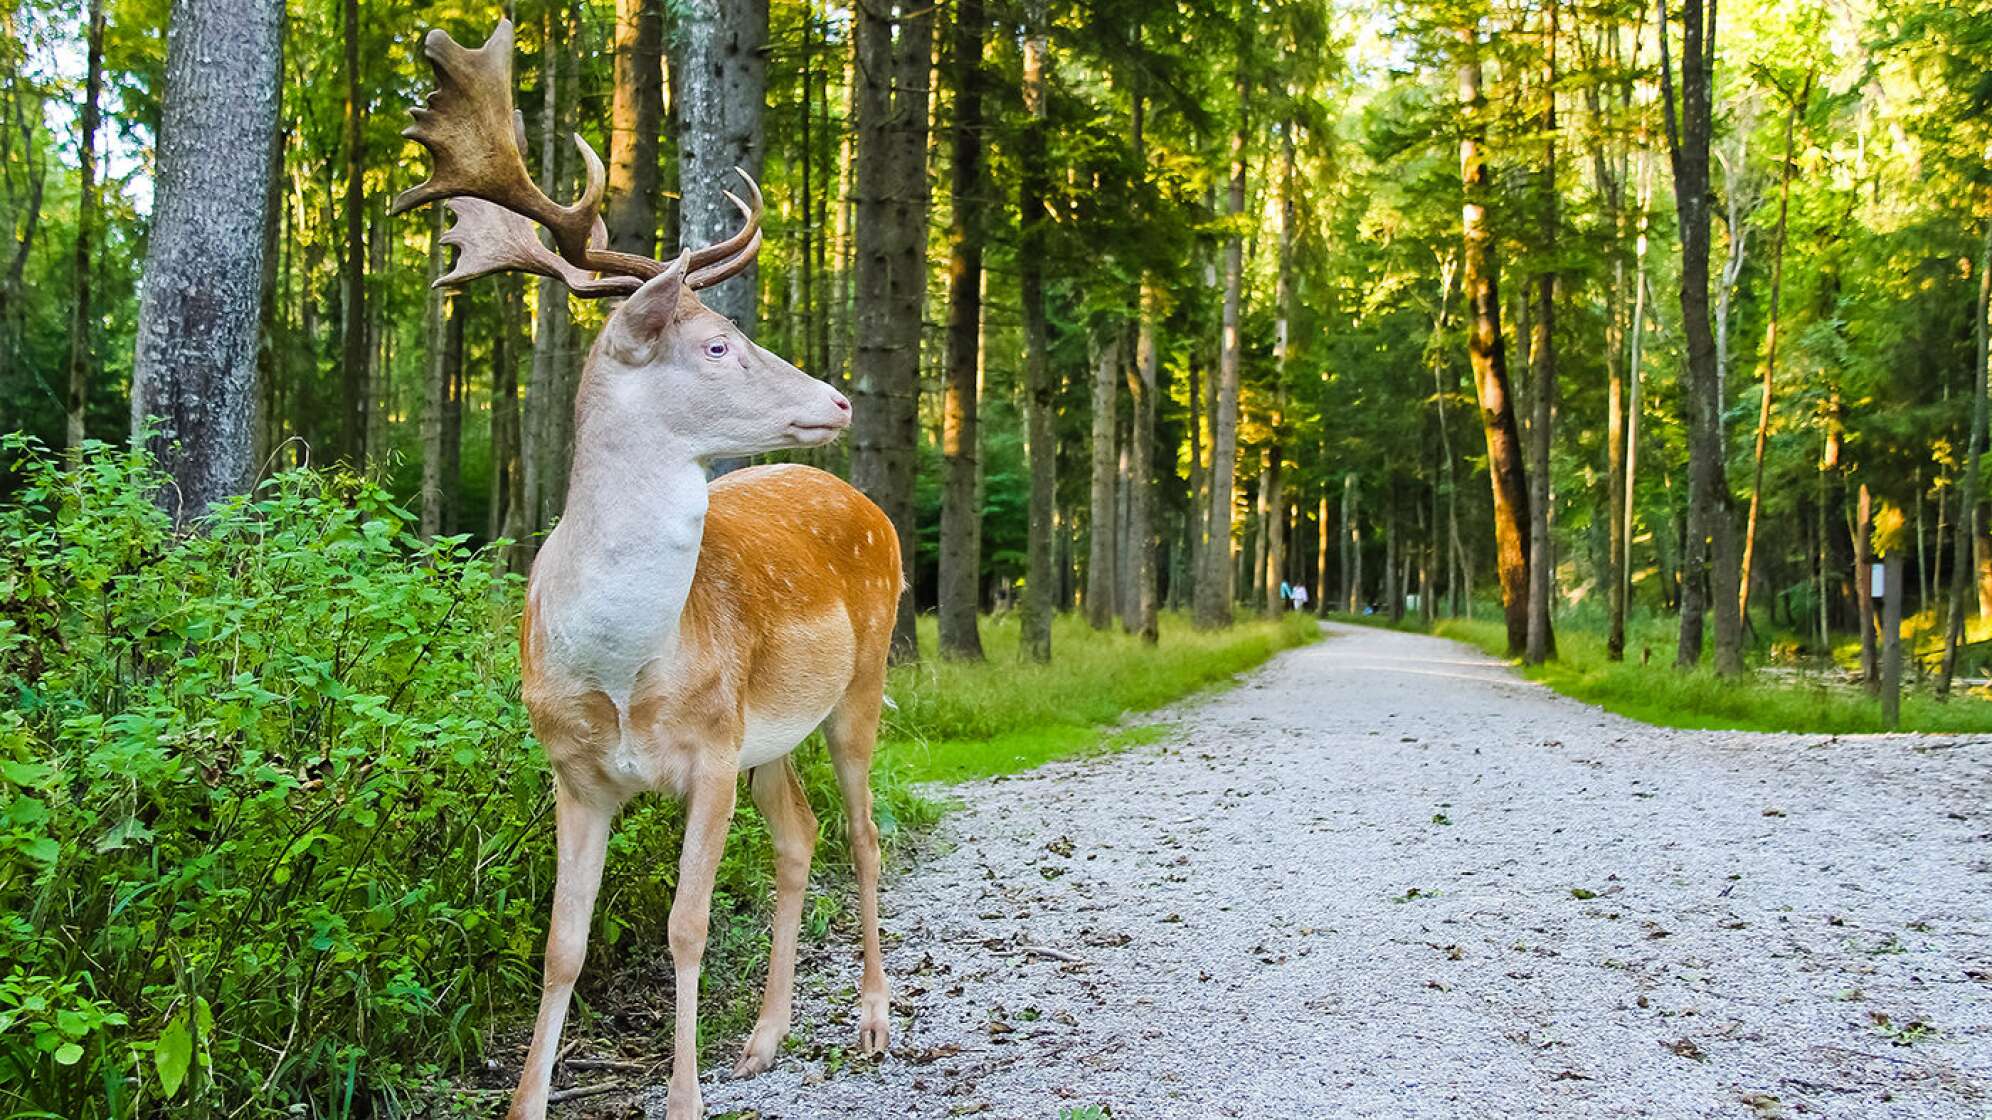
[1661,1037,1708,1062]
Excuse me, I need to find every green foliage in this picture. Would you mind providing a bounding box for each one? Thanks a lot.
[0,434,549,1114]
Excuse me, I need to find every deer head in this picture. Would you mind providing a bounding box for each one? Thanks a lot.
[392,19,849,462]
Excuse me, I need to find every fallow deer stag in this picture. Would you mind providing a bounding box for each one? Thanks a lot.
[391,20,899,1120]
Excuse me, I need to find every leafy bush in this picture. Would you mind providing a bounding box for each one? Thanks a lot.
[0,436,559,1115]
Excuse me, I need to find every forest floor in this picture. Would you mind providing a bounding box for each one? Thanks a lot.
[681,622,1992,1120]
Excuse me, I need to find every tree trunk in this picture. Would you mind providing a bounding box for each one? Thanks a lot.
[65,0,104,449]
[1263,124,1295,618]
[339,0,366,465]
[1343,473,1361,612]
[1196,67,1247,630]
[1128,281,1160,642]
[1623,161,1652,640]
[1739,76,1812,627]
[850,0,931,662]
[130,0,282,525]
[421,206,448,537]
[1854,482,1877,689]
[524,9,572,543]
[1660,0,1743,675]
[491,277,524,557]
[938,0,987,660]
[1384,495,1400,621]
[1939,223,1992,697]
[441,297,464,534]
[1458,31,1532,656]
[675,0,767,329]
[677,0,769,479]
[1525,1,1559,664]
[1086,331,1119,629]
[1018,23,1054,663]
[606,0,664,258]
[1316,490,1330,617]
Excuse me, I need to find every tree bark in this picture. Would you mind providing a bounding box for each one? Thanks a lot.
[1458,30,1532,656]
[1017,23,1055,662]
[1939,223,1992,697]
[1086,331,1120,630]
[1196,66,1248,630]
[491,278,524,554]
[339,0,366,465]
[938,0,987,660]
[850,0,931,661]
[1660,0,1743,674]
[1343,473,1361,611]
[65,0,104,449]
[1128,281,1160,642]
[675,0,767,329]
[524,9,572,543]
[1739,75,1811,626]
[1525,1,1559,664]
[421,205,448,537]
[441,296,464,534]
[606,0,664,258]
[1264,123,1295,618]
[130,0,282,525]
[1854,482,1877,689]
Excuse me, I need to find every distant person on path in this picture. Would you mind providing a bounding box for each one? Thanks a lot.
[1279,579,1293,608]
[1291,584,1310,612]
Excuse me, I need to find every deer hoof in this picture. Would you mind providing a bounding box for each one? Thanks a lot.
[857,993,890,1057]
[732,1023,783,1078]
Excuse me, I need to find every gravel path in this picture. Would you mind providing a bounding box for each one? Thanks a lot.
[685,622,1992,1120]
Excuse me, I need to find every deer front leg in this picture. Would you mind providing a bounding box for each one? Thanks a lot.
[664,765,739,1119]
[734,760,817,1078]
[507,785,615,1120]
[826,697,890,1057]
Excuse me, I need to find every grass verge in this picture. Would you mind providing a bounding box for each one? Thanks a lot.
[881,610,1321,783]
[1375,610,1992,735]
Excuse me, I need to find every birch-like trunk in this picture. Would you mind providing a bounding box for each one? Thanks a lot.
[1086,331,1120,630]
[1195,67,1247,630]
[130,0,282,524]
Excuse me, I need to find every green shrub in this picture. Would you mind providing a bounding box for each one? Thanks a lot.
[0,436,557,1115]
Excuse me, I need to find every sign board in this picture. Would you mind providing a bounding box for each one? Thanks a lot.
[1871,562,1886,598]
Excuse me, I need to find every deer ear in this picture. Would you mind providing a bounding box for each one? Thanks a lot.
[609,250,691,358]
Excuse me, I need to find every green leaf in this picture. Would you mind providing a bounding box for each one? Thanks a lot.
[155,1017,191,1098]
[53,1041,84,1066]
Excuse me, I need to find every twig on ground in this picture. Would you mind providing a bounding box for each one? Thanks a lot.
[547,1081,626,1104]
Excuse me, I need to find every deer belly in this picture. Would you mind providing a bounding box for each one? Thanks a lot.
[737,704,834,771]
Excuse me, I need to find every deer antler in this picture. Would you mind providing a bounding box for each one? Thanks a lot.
[393,19,762,297]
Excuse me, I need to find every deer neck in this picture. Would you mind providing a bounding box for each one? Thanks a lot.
[535,407,710,704]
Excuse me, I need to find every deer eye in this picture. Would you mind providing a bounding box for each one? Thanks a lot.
[702,337,730,360]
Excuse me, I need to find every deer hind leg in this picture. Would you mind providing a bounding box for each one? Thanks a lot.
[663,764,740,1120]
[733,758,817,1078]
[825,685,891,1056]
[506,783,616,1120]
